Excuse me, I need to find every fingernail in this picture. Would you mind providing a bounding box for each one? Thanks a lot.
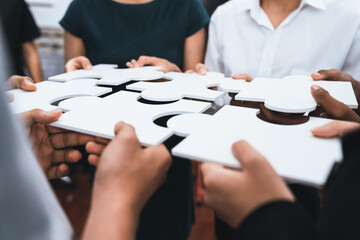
[200,68,206,75]
[25,79,34,85]
[312,85,320,91]
[86,65,92,70]
[315,73,321,76]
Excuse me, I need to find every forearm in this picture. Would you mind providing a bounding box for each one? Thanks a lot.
[82,187,140,240]
[350,79,360,108]
[183,28,206,71]
[22,42,43,82]
[233,201,316,240]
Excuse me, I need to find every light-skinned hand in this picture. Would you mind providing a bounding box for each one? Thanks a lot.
[311,120,360,138]
[201,140,294,229]
[21,109,95,179]
[65,56,93,72]
[7,75,37,91]
[231,73,253,82]
[126,56,181,73]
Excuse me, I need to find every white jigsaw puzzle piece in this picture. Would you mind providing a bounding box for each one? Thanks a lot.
[7,80,112,114]
[49,64,165,86]
[235,76,358,113]
[168,105,343,186]
[51,91,211,146]
[127,72,246,102]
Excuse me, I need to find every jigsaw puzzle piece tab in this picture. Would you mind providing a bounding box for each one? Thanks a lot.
[49,64,164,86]
[235,77,358,113]
[51,91,211,146]
[127,71,246,102]
[169,105,342,186]
[7,81,112,114]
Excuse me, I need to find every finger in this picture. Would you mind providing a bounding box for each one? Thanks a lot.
[52,149,82,163]
[312,121,360,138]
[232,140,268,171]
[47,164,70,179]
[185,69,195,74]
[20,109,62,127]
[131,59,139,68]
[88,154,101,166]
[312,69,342,81]
[232,73,253,82]
[8,76,37,91]
[137,56,156,67]
[86,141,106,155]
[46,125,71,134]
[311,85,360,122]
[50,132,96,149]
[78,57,93,70]
[95,137,110,144]
[114,122,141,147]
[195,63,209,75]
[126,62,134,68]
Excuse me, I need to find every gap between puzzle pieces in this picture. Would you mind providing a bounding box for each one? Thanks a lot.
[235,76,358,113]
[168,105,342,187]
[7,80,112,114]
[50,91,211,146]
[48,64,165,86]
[126,71,246,102]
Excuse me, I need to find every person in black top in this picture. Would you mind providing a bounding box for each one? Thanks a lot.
[0,0,43,82]
[201,93,360,240]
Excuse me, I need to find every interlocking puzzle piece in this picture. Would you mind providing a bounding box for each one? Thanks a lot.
[126,72,246,102]
[235,76,358,113]
[7,80,112,114]
[48,64,165,86]
[51,91,211,146]
[168,105,342,186]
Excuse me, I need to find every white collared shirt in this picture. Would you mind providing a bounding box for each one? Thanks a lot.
[205,0,360,79]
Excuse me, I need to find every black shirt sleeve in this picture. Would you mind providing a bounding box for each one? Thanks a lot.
[59,0,84,38]
[186,0,210,37]
[20,0,40,43]
[232,201,316,240]
[317,129,360,240]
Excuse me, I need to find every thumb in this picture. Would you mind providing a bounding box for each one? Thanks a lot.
[20,109,62,127]
[232,140,267,171]
[80,57,93,70]
[311,85,335,108]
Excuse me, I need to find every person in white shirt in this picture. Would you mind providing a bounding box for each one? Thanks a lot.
[196,0,360,80]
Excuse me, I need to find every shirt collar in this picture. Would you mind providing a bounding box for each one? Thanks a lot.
[235,0,327,13]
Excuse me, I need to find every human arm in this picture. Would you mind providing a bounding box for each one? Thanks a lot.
[22,41,43,82]
[64,31,87,64]
[82,122,171,240]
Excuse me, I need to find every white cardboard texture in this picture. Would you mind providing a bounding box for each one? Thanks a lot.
[127,72,246,102]
[235,77,358,113]
[51,91,211,146]
[7,80,112,114]
[49,64,165,86]
[168,105,343,186]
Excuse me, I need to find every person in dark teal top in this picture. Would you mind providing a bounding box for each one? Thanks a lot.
[60,0,209,71]
[60,1,209,239]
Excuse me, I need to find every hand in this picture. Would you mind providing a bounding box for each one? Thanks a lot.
[7,75,37,91]
[21,109,95,179]
[311,85,360,122]
[92,122,172,214]
[312,120,360,138]
[126,56,181,73]
[65,56,93,72]
[201,141,294,228]
[312,69,360,106]
[231,73,253,82]
[86,137,110,166]
[186,63,209,75]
